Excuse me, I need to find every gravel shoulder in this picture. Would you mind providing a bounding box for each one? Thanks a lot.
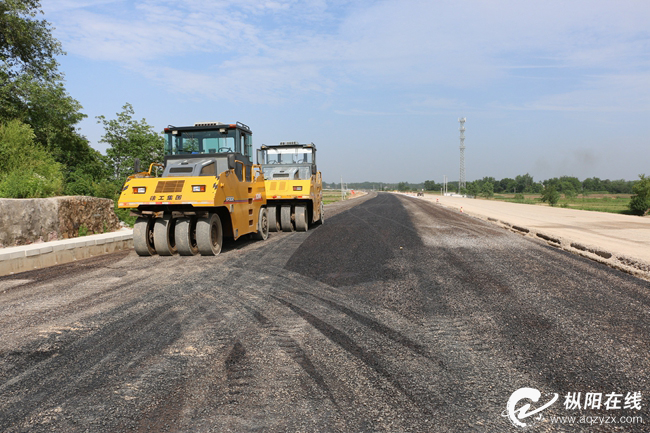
[408,193,650,279]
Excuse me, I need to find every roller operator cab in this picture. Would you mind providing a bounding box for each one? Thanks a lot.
[118,122,269,256]
[257,141,323,232]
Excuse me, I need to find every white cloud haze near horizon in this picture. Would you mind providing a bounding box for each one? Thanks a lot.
[42,0,650,183]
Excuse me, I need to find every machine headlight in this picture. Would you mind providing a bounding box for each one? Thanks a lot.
[192,185,206,192]
[132,187,146,194]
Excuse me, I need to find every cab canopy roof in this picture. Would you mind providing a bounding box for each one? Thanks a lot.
[261,141,316,150]
[163,121,251,134]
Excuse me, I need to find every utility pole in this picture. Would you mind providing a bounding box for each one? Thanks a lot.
[341,176,344,200]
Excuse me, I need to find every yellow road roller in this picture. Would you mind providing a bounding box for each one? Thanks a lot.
[257,141,323,232]
[118,122,268,256]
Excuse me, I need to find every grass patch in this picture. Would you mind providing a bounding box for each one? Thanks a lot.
[493,193,538,205]
[492,194,632,214]
[558,195,631,213]
[323,190,347,205]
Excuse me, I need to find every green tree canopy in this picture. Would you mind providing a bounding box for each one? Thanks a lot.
[0,0,62,81]
[560,181,577,198]
[629,174,650,216]
[1,0,63,121]
[97,103,164,181]
[559,176,581,192]
[465,181,479,197]
[396,181,411,191]
[540,185,560,206]
[480,181,494,198]
[1,0,106,186]
[582,177,601,191]
[498,177,516,193]
[0,119,63,197]
[424,180,441,191]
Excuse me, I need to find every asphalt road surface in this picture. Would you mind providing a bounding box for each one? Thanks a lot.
[1,193,649,432]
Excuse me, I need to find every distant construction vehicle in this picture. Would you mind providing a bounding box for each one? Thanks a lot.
[118,122,268,256]
[257,141,323,232]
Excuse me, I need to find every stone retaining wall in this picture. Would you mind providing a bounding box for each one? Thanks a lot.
[0,196,120,247]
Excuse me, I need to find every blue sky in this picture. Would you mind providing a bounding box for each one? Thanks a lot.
[41,0,650,184]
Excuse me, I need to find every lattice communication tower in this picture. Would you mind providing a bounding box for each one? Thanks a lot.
[459,117,466,191]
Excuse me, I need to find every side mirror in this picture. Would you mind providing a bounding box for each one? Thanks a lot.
[134,158,141,173]
[227,154,236,170]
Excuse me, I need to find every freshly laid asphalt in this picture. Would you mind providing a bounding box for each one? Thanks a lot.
[0,192,648,432]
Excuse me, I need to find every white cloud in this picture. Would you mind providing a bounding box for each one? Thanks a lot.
[44,0,650,111]
[42,0,122,13]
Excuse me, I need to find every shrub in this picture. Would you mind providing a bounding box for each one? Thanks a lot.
[63,169,95,196]
[93,180,121,200]
[564,188,577,199]
[629,174,650,216]
[0,120,64,198]
[541,186,561,206]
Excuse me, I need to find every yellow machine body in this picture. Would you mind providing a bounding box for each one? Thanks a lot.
[119,122,270,256]
[118,166,266,240]
[257,142,323,232]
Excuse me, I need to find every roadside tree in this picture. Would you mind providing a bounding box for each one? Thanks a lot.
[559,176,581,192]
[480,181,494,199]
[540,185,560,206]
[424,180,441,191]
[0,0,107,188]
[515,173,535,193]
[0,119,63,197]
[499,177,516,194]
[397,182,411,191]
[465,181,479,197]
[560,182,577,199]
[97,103,164,181]
[629,174,650,216]
[582,177,603,192]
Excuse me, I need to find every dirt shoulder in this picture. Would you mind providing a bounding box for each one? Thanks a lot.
[402,193,650,280]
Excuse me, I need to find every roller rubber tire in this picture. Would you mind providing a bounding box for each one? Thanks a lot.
[196,213,223,256]
[281,205,294,232]
[268,206,280,232]
[252,208,269,240]
[134,217,156,256]
[295,205,308,232]
[153,215,177,256]
[317,201,325,225]
[175,217,199,256]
